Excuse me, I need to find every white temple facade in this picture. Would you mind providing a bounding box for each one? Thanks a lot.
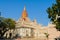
[4,6,60,40]
[15,6,60,40]
[15,6,46,38]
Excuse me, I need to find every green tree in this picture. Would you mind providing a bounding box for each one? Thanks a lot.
[0,17,8,38]
[4,18,16,38]
[0,17,16,38]
[47,0,60,31]
[4,18,15,29]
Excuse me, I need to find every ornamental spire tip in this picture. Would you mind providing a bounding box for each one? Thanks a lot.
[24,5,26,10]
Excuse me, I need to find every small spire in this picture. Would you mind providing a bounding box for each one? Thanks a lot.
[33,19,37,24]
[24,6,26,10]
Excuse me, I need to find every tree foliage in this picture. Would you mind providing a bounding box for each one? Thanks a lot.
[0,17,8,38]
[47,0,60,31]
[0,16,15,38]
[4,18,15,29]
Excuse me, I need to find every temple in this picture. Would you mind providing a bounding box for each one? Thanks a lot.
[4,6,60,40]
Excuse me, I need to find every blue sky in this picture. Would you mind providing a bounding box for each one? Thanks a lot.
[0,0,56,26]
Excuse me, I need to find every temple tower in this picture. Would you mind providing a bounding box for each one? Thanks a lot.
[22,6,28,21]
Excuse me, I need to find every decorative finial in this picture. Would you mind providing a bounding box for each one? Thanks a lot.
[24,5,26,10]
[33,18,37,24]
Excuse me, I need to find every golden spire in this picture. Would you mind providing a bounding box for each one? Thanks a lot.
[22,6,28,20]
